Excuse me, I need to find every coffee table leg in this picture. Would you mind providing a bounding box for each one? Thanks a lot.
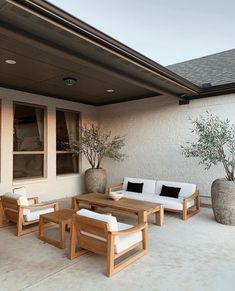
[155,205,164,226]
[138,211,147,224]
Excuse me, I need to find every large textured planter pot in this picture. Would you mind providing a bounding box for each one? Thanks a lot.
[85,168,107,193]
[211,179,235,225]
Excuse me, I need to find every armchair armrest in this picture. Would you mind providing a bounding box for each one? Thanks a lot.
[21,201,59,210]
[108,183,123,194]
[109,223,147,236]
[27,197,39,204]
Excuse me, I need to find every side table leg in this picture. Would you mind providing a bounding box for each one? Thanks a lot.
[155,205,164,226]
[60,222,66,249]
[39,216,45,238]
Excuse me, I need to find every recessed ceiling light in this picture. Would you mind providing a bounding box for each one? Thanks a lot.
[5,59,16,65]
[63,77,77,86]
[106,89,114,93]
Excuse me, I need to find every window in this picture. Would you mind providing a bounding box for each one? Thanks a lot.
[56,109,79,175]
[13,103,45,179]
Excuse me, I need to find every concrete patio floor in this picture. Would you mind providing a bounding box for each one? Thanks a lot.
[0,207,235,291]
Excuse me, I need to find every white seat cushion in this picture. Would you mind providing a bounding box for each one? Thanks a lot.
[115,222,142,254]
[155,180,196,198]
[123,177,156,194]
[114,190,194,210]
[24,207,54,222]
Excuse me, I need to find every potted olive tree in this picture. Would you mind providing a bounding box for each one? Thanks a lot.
[67,123,126,193]
[181,112,235,225]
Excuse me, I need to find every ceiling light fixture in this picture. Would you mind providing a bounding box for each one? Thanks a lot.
[63,77,77,86]
[106,89,114,93]
[5,59,16,65]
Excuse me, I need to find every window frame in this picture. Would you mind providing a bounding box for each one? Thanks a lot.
[56,108,80,176]
[13,102,47,180]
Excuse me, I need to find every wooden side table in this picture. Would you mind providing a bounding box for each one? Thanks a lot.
[39,208,76,249]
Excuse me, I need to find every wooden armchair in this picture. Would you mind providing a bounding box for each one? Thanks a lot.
[1,192,58,236]
[69,209,148,277]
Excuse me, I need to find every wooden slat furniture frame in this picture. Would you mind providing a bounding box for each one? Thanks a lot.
[72,193,164,226]
[1,196,59,236]
[39,208,76,249]
[69,213,148,277]
[108,183,200,220]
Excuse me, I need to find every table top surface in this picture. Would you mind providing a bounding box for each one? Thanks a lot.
[75,193,162,212]
[40,208,76,223]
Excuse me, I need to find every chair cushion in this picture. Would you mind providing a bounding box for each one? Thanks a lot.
[127,181,143,193]
[156,180,196,198]
[24,207,54,222]
[77,209,119,243]
[115,222,142,254]
[77,209,118,232]
[3,192,30,215]
[123,177,156,194]
[13,187,27,196]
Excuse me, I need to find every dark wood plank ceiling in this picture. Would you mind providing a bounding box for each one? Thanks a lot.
[0,0,200,105]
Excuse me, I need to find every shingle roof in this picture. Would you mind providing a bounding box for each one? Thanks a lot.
[167,49,235,87]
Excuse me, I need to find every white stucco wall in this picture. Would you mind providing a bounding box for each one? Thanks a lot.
[98,93,235,204]
[0,87,97,201]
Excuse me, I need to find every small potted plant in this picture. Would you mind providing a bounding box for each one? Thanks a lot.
[67,123,126,193]
[181,112,235,225]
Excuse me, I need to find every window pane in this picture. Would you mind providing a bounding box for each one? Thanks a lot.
[14,104,44,151]
[56,110,78,151]
[56,153,78,175]
[13,154,44,179]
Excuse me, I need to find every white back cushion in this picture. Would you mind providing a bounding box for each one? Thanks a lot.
[77,209,118,232]
[155,180,196,198]
[3,192,29,215]
[123,177,156,194]
[13,187,27,196]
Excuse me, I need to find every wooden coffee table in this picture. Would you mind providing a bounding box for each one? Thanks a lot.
[39,208,76,249]
[72,193,164,226]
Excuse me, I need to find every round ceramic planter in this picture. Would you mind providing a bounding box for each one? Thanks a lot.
[85,168,107,193]
[211,178,235,225]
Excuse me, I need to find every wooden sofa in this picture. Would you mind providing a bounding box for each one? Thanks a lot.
[109,177,200,220]
[69,209,148,277]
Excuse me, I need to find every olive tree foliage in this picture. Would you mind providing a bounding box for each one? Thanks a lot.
[67,123,126,169]
[181,112,235,181]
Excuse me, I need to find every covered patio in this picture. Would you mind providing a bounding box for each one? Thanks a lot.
[1,1,235,290]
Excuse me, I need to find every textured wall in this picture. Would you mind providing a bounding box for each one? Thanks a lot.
[0,87,97,201]
[98,93,235,203]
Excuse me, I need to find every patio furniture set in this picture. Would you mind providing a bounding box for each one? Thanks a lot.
[0,177,200,277]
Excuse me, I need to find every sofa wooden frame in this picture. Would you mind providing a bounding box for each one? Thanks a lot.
[108,183,200,220]
[69,214,148,277]
[1,196,59,236]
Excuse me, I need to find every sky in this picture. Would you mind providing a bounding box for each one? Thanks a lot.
[49,0,235,66]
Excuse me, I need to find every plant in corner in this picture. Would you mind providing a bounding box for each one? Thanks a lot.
[67,123,126,193]
[181,112,235,225]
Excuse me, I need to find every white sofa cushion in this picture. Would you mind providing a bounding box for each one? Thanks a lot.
[155,180,196,198]
[115,222,142,254]
[115,190,194,210]
[123,177,156,194]
[24,207,54,222]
